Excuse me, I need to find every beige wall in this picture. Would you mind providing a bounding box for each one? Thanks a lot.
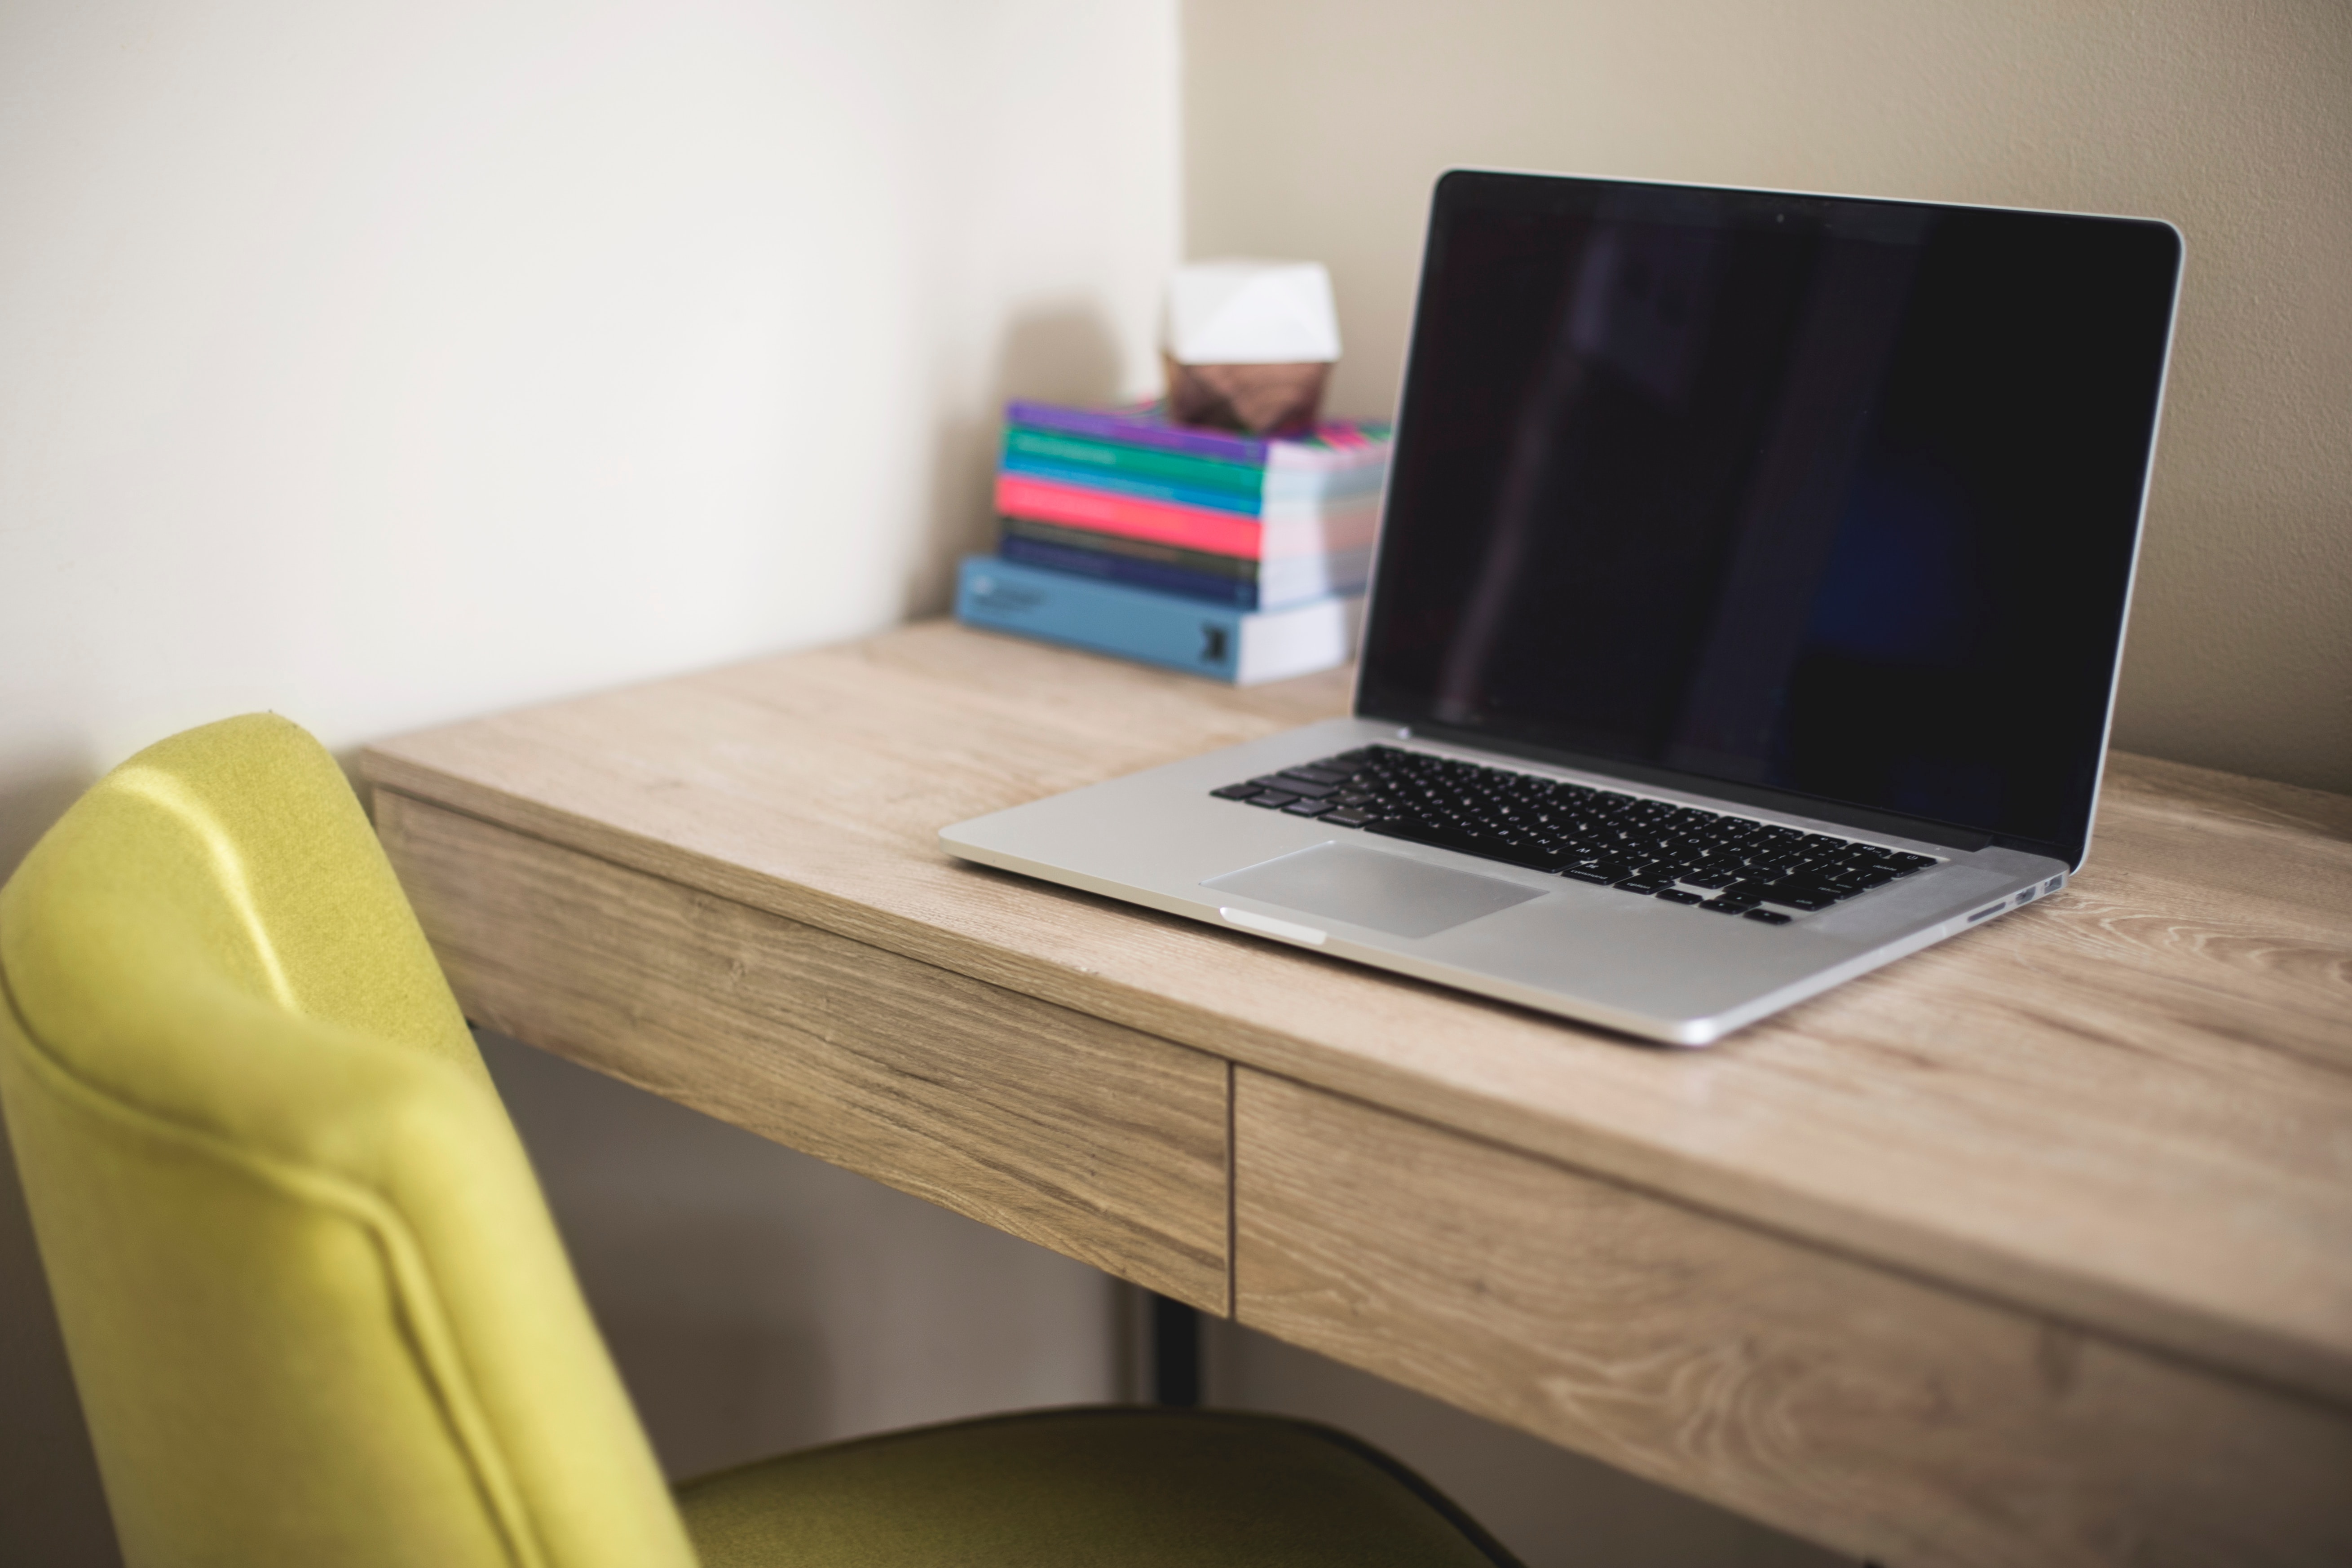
[1186,0,2352,795]
[0,0,1178,879]
[0,2,1177,1561]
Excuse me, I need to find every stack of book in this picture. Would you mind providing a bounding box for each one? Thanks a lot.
[955,400,1392,685]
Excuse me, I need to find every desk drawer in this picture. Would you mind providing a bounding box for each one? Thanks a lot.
[1233,1068,2351,1568]
[379,792,1229,1312]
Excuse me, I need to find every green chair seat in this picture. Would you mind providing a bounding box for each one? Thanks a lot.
[676,1407,1514,1568]
[0,714,1522,1568]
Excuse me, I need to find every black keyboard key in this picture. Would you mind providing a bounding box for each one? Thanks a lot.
[1364,818,1568,873]
[1654,888,1706,905]
[1211,783,1259,800]
[1468,840,1574,873]
[1743,909,1793,925]
[1276,753,1932,917]
[1258,775,1337,799]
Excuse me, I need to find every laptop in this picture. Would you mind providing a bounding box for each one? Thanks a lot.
[941,170,2183,1046]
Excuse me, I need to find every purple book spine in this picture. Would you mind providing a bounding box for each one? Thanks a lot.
[1006,400,1273,465]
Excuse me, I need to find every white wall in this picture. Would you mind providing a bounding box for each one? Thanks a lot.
[1186,0,2352,795]
[0,3,1177,1561]
[0,0,1178,870]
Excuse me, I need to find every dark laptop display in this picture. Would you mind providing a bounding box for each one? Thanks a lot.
[1359,172,2181,866]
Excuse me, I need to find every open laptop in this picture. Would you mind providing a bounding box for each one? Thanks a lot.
[941,170,2182,1045]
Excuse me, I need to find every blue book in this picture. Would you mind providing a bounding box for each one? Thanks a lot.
[999,535,1258,607]
[955,555,1362,685]
[997,534,1373,610]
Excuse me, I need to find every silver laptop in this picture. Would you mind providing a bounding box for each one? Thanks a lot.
[943,171,2182,1045]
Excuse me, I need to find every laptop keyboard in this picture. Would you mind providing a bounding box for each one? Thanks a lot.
[1210,745,1939,923]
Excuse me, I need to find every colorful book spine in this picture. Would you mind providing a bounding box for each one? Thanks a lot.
[1003,455,1266,517]
[1001,451,1384,516]
[994,474,1379,560]
[998,535,1373,610]
[956,555,1363,685]
[1006,400,1391,471]
[1004,428,1263,499]
[1002,428,1388,511]
[998,536,1258,607]
[999,517,1256,580]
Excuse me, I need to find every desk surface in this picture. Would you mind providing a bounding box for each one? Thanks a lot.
[364,620,2352,1564]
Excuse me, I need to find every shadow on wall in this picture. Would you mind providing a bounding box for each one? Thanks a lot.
[0,764,101,885]
[0,1111,120,1568]
[0,757,122,1566]
[905,302,1128,621]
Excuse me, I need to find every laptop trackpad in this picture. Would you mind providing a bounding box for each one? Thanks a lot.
[1203,842,1546,940]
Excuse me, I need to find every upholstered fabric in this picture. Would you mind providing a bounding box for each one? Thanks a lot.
[674,1408,1519,1568]
[0,715,694,1568]
[1,712,1524,1568]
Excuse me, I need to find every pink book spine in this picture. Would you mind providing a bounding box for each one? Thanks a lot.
[995,474,1263,559]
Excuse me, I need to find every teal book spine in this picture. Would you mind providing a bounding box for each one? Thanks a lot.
[1002,428,1387,512]
[1002,454,1262,516]
[1004,428,1265,499]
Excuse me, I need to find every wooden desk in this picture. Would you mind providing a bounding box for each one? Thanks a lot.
[362,621,2352,1568]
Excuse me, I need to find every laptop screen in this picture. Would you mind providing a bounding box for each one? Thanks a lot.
[1357,172,2180,865]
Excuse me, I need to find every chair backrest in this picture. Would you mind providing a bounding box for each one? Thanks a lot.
[0,715,698,1568]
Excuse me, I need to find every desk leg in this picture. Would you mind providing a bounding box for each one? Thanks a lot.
[1150,1293,1201,1407]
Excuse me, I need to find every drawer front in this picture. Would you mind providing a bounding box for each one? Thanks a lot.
[379,791,1229,1312]
[1234,1068,2352,1568]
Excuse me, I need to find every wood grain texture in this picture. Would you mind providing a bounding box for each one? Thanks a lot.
[358,620,2352,1410]
[375,789,1230,1313]
[1234,1069,2352,1568]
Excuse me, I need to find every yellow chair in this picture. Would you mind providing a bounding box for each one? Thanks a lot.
[0,714,1522,1568]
